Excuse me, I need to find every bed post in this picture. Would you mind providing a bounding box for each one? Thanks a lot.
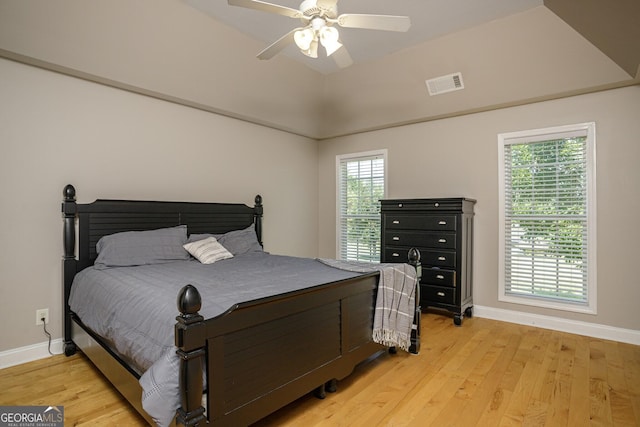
[408,248,422,354]
[254,194,263,246]
[175,285,207,427]
[62,184,78,356]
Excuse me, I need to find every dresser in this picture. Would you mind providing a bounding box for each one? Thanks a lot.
[380,198,476,325]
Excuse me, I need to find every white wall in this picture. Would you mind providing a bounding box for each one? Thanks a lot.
[0,58,319,352]
[318,85,640,331]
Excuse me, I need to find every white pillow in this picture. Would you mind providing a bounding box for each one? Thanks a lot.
[183,237,233,264]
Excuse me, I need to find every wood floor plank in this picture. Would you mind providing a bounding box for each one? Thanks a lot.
[454,325,520,426]
[604,341,637,427]
[589,340,615,426]
[541,334,575,426]
[619,342,640,424]
[1,314,639,427]
[567,335,592,426]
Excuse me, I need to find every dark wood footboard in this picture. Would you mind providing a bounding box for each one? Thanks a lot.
[176,273,382,426]
[176,250,422,427]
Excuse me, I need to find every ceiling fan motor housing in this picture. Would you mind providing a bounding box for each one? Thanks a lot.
[300,0,337,19]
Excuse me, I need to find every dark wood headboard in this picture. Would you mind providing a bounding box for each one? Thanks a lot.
[62,184,263,270]
[60,184,263,353]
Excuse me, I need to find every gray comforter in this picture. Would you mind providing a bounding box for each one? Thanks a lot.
[69,252,363,426]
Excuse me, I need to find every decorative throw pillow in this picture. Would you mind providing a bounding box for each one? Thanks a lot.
[94,225,190,269]
[183,237,234,264]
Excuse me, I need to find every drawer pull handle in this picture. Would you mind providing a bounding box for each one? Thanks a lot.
[438,256,446,261]
[437,292,445,297]
[393,236,400,241]
[439,239,446,243]
[398,203,403,208]
[392,253,400,257]
[436,275,444,280]
[439,221,447,225]
[393,220,400,224]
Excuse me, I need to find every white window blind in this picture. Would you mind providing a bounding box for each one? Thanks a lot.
[498,123,596,313]
[337,151,386,262]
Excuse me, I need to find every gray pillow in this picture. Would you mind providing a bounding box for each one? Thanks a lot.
[217,225,263,255]
[94,225,190,269]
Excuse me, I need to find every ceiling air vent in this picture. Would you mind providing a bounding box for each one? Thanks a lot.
[425,72,464,96]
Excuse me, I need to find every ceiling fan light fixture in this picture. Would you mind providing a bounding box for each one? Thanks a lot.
[228,0,411,68]
[319,26,342,56]
[301,39,319,58]
[294,28,315,51]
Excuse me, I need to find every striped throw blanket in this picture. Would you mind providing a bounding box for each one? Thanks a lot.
[317,259,417,352]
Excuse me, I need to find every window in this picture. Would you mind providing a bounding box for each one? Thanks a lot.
[336,150,387,262]
[498,123,596,313]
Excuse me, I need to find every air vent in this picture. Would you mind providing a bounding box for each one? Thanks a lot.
[425,72,464,96]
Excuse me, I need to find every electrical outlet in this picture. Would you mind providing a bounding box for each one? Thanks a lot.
[36,308,49,326]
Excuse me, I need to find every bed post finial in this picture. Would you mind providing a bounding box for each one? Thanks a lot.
[177,284,202,316]
[63,184,76,202]
[175,285,206,426]
[254,195,263,246]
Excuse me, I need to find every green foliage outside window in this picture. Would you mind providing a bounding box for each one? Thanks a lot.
[506,137,588,301]
[341,157,384,262]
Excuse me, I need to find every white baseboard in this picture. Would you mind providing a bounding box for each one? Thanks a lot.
[474,305,640,345]
[0,339,64,370]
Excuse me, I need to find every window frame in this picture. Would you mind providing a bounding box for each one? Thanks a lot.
[335,149,388,262]
[498,122,597,314]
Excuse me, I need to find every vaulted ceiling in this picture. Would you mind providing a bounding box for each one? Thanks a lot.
[0,0,638,139]
[184,0,545,74]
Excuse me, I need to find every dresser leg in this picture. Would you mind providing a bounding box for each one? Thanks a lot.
[454,314,463,326]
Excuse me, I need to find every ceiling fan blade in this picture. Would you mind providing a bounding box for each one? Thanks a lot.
[228,0,303,19]
[256,27,300,60]
[332,45,353,68]
[336,14,411,32]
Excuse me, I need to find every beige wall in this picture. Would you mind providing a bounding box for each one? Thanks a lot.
[318,85,640,331]
[0,58,318,352]
[0,0,324,138]
[1,0,638,356]
[1,2,633,140]
[321,6,632,138]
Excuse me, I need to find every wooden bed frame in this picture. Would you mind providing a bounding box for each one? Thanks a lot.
[61,184,420,426]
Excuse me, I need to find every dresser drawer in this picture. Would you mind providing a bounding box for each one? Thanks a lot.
[384,230,456,249]
[384,215,456,231]
[422,269,456,287]
[383,246,456,269]
[419,249,456,268]
[422,285,456,305]
[384,247,456,268]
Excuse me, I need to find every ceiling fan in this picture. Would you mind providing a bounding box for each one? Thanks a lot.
[228,0,411,68]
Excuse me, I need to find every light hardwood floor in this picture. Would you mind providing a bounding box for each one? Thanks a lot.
[1,314,638,426]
